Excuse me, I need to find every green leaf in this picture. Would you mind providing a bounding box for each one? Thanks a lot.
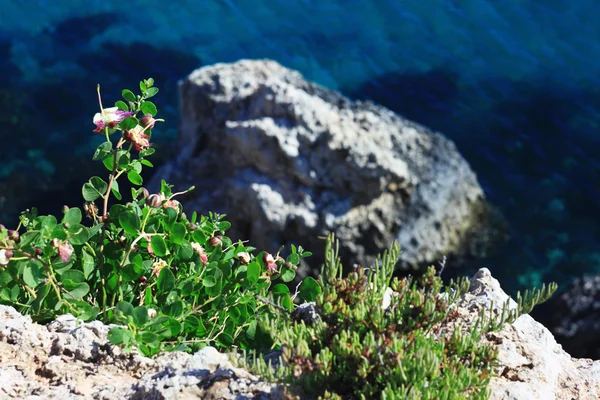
[162,300,184,318]
[68,223,89,245]
[139,81,147,92]
[122,89,136,102]
[217,221,231,231]
[140,148,155,157]
[280,268,295,283]
[157,268,175,293]
[300,277,321,302]
[177,241,194,261]
[19,231,40,248]
[247,262,260,285]
[111,179,122,201]
[127,170,143,186]
[81,248,95,280]
[31,284,51,314]
[82,176,108,201]
[192,230,206,245]
[144,286,153,305]
[108,327,133,345]
[116,301,134,317]
[40,215,57,237]
[61,270,85,283]
[203,275,217,288]
[115,100,129,111]
[74,301,99,321]
[93,141,113,161]
[170,223,186,245]
[141,101,157,116]
[129,160,142,174]
[132,306,149,326]
[82,183,100,202]
[66,282,89,299]
[119,211,140,236]
[63,208,82,226]
[117,150,130,168]
[120,116,138,131]
[122,263,144,282]
[150,235,167,257]
[91,176,108,194]
[286,253,300,265]
[136,331,159,345]
[22,260,43,288]
[160,180,172,197]
[146,78,154,87]
[0,272,11,285]
[164,207,177,227]
[217,332,233,348]
[145,87,159,99]
[272,283,290,295]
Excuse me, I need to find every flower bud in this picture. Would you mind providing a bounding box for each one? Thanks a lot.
[62,205,70,214]
[7,230,19,242]
[4,250,13,260]
[146,194,164,208]
[34,248,42,257]
[0,224,5,231]
[147,308,157,319]
[140,114,156,130]
[141,187,150,199]
[180,213,187,221]
[187,223,197,231]
[0,249,10,266]
[237,252,251,265]
[138,276,147,283]
[84,202,98,219]
[208,236,222,247]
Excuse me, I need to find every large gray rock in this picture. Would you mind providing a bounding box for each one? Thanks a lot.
[152,59,503,271]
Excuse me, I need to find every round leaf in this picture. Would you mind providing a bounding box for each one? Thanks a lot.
[127,170,143,186]
[150,235,167,257]
[300,276,322,302]
[157,268,175,293]
[141,101,157,116]
[119,211,140,236]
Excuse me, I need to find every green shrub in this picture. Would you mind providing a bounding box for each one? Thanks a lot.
[248,235,556,399]
[0,80,318,356]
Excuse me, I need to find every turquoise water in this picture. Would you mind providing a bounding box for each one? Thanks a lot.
[2,0,600,294]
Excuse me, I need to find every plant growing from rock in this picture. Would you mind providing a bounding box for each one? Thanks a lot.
[0,80,318,356]
[249,235,556,399]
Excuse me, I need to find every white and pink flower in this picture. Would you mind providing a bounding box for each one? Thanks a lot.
[93,107,133,133]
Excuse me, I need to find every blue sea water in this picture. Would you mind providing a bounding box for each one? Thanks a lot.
[2,0,600,295]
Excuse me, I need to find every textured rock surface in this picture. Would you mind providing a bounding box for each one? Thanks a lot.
[151,59,505,272]
[463,269,600,400]
[1,269,599,399]
[0,306,283,399]
[532,273,600,360]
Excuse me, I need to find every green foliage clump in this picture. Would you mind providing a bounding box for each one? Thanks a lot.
[0,80,318,357]
[249,235,556,399]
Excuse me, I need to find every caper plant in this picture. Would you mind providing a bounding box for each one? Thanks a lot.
[0,80,318,356]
